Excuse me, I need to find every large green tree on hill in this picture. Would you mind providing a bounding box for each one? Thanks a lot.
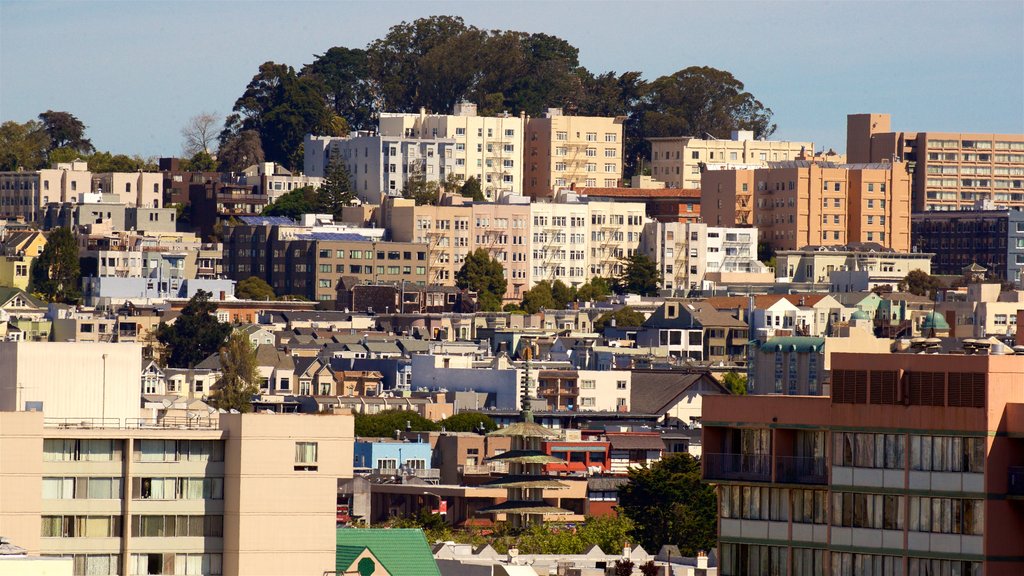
[616,253,661,296]
[156,290,233,368]
[235,276,276,301]
[317,157,356,218]
[30,227,81,304]
[261,186,319,220]
[301,47,375,131]
[456,249,506,312]
[210,331,260,412]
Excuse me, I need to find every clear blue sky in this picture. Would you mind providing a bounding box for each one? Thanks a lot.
[2,1,1022,158]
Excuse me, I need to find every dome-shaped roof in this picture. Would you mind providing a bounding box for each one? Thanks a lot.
[850,310,870,321]
[921,311,950,331]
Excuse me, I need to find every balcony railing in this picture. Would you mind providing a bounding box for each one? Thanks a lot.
[703,452,771,482]
[1009,467,1024,495]
[459,462,509,475]
[775,455,827,485]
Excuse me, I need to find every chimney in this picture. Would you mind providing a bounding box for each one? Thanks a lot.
[697,551,708,569]
[622,542,631,559]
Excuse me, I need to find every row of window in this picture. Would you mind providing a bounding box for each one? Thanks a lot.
[722,546,980,576]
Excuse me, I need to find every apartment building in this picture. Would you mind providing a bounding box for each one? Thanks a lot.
[0,410,353,576]
[223,220,428,304]
[640,222,766,294]
[0,161,93,222]
[775,244,933,286]
[936,282,1024,340]
[649,131,813,189]
[378,103,526,199]
[469,201,532,300]
[523,108,624,199]
[912,209,1024,283]
[578,185,702,224]
[702,160,912,252]
[847,113,1024,212]
[93,173,163,209]
[304,133,455,204]
[236,162,323,201]
[381,197,473,287]
[703,351,1024,576]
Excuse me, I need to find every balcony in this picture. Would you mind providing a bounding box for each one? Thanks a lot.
[1010,467,1024,496]
[459,462,508,475]
[775,455,827,485]
[704,452,771,482]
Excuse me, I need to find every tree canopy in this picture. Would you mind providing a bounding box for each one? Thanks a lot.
[354,410,439,437]
[455,249,506,311]
[900,269,942,299]
[210,331,260,412]
[617,453,717,556]
[593,306,646,331]
[38,110,94,158]
[155,290,233,368]
[261,186,318,220]
[235,276,276,301]
[217,130,265,173]
[459,176,484,201]
[438,412,497,433]
[722,372,748,395]
[317,157,356,217]
[30,227,81,304]
[616,252,661,296]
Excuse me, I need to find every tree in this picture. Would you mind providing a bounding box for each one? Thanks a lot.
[181,112,221,156]
[439,412,497,433]
[261,186,319,220]
[30,227,80,303]
[38,110,94,157]
[616,253,661,296]
[217,130,265,173]
[353,410,439,437]
[155,290,233,368]
[459,176,484,201]
[0,120,50,170]
[402,174,441,206]
[81,151,157,172]
[900,269,942,298]
[210,331,259,412]
[300,46,376,131]
[317,157,356,218]
[456,249,506,311]
[594,306,646,331]
[639,560,660,576]
[576,277,613,302]
[551,280,574,308]
[614,559,635,576]
[618,453,717,556]
[722,372,748,395]
[235,276,276,301]
[183,150,217,172]
[520,281,556,314]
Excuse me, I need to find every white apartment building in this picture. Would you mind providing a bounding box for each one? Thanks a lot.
[641,221,767,294]
[648,131,814,189]
[237,163,324,202]
[304,134,456,204]
[0,161,93,222]
[379,103,525,200]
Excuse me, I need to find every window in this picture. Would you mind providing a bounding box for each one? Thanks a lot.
[910,435,985,472]
[295,442,318,470]
[131,515,223,538]
[44,439,121,462]
[831,492,904,530]
[616,380,627,389]
[908,497,984,535]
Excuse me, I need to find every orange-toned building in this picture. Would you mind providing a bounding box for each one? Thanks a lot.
[576,186,701,223]
[702,351,1024,576]
[701,160,912,252]
[847,113,1024,212]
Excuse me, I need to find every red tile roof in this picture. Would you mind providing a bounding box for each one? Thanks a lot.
[576,187,701,199]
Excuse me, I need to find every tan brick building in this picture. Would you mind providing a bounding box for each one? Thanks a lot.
[649,131,813,189]
[524,109,624,199]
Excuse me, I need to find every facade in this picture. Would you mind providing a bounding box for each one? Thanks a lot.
[93,172,163,209]
[0,230,46,290]
[236,163,323,201]
[701,160,913,252]
[703,351,1024,576]
[577,185,702,224]
[0,161,93,222]
[304,133,455,205]
[523,109,624,199]
[378,103,526,200]
[912,209,1024,283]
[0,410,353,576]
[649,131,813,189]
[847,113,1024,212]
[640,222,767,294]
[775,244,934,287]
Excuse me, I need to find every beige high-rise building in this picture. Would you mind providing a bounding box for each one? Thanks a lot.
[649,131,814,189]
[847,113,1024,211]
[0,410,353,576]
[702,160,912,252]
[382,197,474,286]
[524,109,624,199]
[0,161,92,222]
[93,173,164,209]
[379,103,526,200]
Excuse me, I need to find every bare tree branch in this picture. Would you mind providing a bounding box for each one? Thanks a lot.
[181,112,221,156]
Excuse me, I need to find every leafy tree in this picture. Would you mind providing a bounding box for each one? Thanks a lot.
[514,516,634,555]
[576,277,613,302]
[0,120,50,170]
[900,269,942,298]
[616,252,661,296]
[594,306,646,331]
[300,46,375,131]
[261,186,318,219]
[30,227,80,303]
[317,157,356,218]
[618,453,717,556]
[181,112,221,156]
[235,276,276,301]
[183,150,217,172]
[456,249,506,311]
[439,412,497,433]
[38,110,94,157]
[354,410,439,437]
[551,280,574,308]
[155,290,233,368]
[210,331,259,412]
[402,174,441,206]
[221,61,335,169]
[639,561,660,576]
[459,176,484,201]
[217,130,265,173]
[521,281,556,314]
[722,372,748,395]
[614,559,635,576]
[84,151,157,172]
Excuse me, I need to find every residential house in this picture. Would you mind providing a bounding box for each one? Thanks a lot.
[0,230,46,290]
[638,301,749,364]
[629,371,727,426]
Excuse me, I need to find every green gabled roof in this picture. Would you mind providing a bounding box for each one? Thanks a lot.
[337,528,441,576]
[758,336,825,353]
